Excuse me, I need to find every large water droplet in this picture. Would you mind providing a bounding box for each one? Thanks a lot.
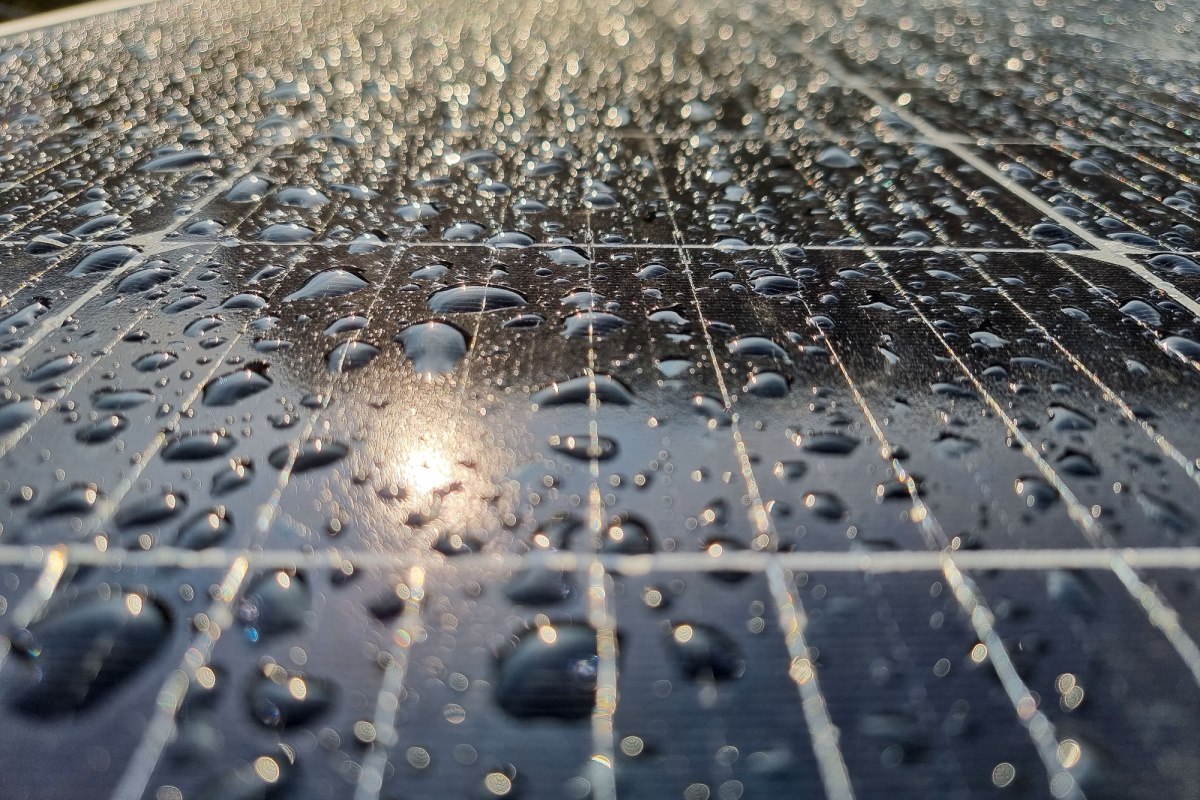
[76,413,129,443]
[140,149,215,172]
[68,246,143,277]
[427,285,527,313]
[283,269,369,301]
[26,353,81,381]
[442,221,484,241]
[531,375,634,407]
[115,489,187,529]
[249,669,334,729]
[268,439,349,472]
[5,590,170,714]
[176,506,233,549]
[226,174,272,202]
[664,622,744,680]
[394,322,468,375]
[815,146,859,169]
[728,336,788,359]
[202,364,272,406]
[117,266,177,294]
[274,187,330,208]
[238,571,310,638]
[327,340,380,373]
[162,430,237,461]
[799,431,858,454]
[495,624,597,720]
[562,311,629,338]
[0,398,41,432]
[34,482,105,518]
[133,351,178,372]
[257,223,315,243]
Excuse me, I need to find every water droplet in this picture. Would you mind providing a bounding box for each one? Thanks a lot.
[394,322,468,375]
[664,623,744,680]
[799,431,859,455]
[327,340,380,373]
[239,571,310,638]
[347,231,387,254]
[1047,404,1095,432]
[250,669,334,729]
[116,266,177,294]
[427,285,527,314]
[531,375,634,407]
[549,433,618,461]
[815,146,859,169]
[26,353,81,381]
[76,413,129,443]
[283,269,369,301]
[5,590,170,714]
[212,458,255,495]
[1119,300,1161,327]
[226,174,272,202]
[202,364,272,406]
[116,488,187,529]
[34,482,105,519]
[803,491,847,519]
[274,186,330,208]
[495,624,597,720]
[0,398,41,432]
[546,247,590,267]
[1163,336,1200,360]
[728,336,788,360]
[219,293,268,310]
[68,246,143,277]
[442,221,485,241]
[162,430,237,461]
[1069,158,1105,176]
[140,148,215,172]
[562,311,628,338]
[176,506,233,549]
[505,568,574,605]
[257,223,315,243]
[269,439,349,472]
[744,371,789,397]
[133,351,178,372]
[1149,254,1200,276]
[601,514,654,554]
[486,231,536,248]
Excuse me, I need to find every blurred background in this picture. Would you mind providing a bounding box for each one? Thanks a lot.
[1,0,92,22]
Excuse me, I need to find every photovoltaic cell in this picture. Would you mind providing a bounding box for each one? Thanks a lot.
[0,0,1199,798]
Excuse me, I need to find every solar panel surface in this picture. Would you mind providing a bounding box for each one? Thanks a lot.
[0,0,1199,799]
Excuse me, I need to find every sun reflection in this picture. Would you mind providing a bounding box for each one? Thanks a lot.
[403,448,454,496]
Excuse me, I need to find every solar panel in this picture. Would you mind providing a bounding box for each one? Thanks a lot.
[1,0,1200,798]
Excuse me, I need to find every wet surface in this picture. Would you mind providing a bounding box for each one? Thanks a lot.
[1,0,1200,798]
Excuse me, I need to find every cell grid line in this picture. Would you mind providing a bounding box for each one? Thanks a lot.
[0,236,1188,257]
[770,242,1086,798]
[0,248,214,459]
[840,74,1200,319]
[648,136,858,800]
[844,126,1200,497]
[769,41,1200,687]
[8,542,1200,573]
[582,210,619,800]
[352,566,426,800]
[110,231,408,800]
[0,545,68,674]
[789,158,1200,689]
[348,194,510,800]
[0,148,279,380]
